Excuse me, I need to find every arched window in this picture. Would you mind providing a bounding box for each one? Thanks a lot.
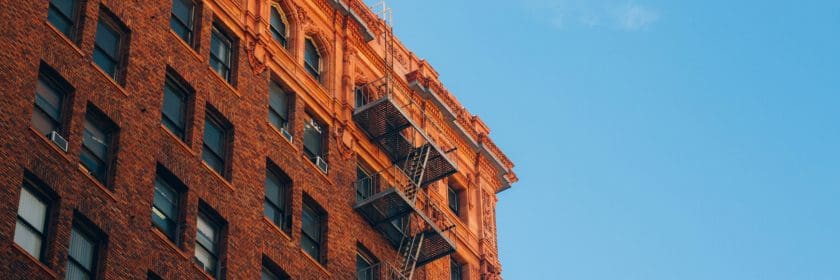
[269,6,288,47]
[304,39,322,82]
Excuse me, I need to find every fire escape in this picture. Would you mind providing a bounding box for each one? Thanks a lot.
[353,2,458,279]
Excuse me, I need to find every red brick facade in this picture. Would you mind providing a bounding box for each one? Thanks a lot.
[0,0,516,279]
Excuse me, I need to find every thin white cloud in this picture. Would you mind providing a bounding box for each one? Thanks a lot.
[615,3,660,30]
[537,0,661,31]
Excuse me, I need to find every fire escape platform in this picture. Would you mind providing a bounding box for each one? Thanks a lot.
[353,187,457,266]
[353,96,458,186]
[353,96,414,141]
[401,143,458,187]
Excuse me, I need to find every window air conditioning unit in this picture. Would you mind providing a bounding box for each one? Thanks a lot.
[49,131,68,152]
[314,156,328,173]
[280,127,293,142]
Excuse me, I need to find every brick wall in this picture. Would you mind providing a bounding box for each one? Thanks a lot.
[0,0,513,279]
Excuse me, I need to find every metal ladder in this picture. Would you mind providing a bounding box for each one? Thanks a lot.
[401,145,430,202]
[392,229,424,280]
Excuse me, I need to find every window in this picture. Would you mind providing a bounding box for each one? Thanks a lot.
[354,86,369,109]
[355,165,374,202]
[268,80,291,130]
[269,7,288,47]
[304,39,321,81]
[152,167,184,242]
[48,0,80,39]
[389,215,408,237]
[80,106,118,186]
[202,108,231,178]
[210,24,234,83]
[450,259,462,280]
[66,221,104,280]
[170,0,196,44]
[448,185,460,215]
[300,198,324,262]
[261,256,291,280]
[32,65,72,137]
[264,162,290,232]
[161,71,191,140]
[303,114,326,166]
[14,182,51,261]
[93,8,129,82]
[356,248,379,280]
[261,267,283,280]
[195,210,224,278]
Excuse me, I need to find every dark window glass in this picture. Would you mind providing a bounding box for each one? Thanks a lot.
[303,115,325,160]
[32,69,69,137]
[356,166,373,202]
[300,202,322,262]
[268,81,290,130]
[93,13,126,81]
[448,186,459,215]
[152,173,181,242]
[48,0,78,39]
[162,75,189,140]
[80,109,116,185]
[354,87,368,108]
[269,8,287,47]
[66,226,100,280]
[356,253,378,280]
[14,183,50,261]
[210,25,233,83]
[262,268,280,280]
[450,259,462,280]
[194,212,222,278]
[390,215,408,236]
[304,39,321,81]
[202,111,229,177]
[261,260,290,280]
[264,166,289,231]
[170,0,195,43]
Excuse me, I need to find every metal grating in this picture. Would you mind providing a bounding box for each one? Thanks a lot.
[354,188,414,226]
[353,97,413,142]
[354,187,456,267]
[416,230,456,267]
[397,143,458,187]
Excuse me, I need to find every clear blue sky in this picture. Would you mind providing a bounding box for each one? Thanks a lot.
[366,0,840,279]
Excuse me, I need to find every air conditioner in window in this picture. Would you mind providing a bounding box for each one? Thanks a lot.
[49,131,68,152]
[314,156,328,173]
[280,127,293,142]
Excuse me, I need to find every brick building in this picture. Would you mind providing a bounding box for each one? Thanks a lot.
[0,0,517,279]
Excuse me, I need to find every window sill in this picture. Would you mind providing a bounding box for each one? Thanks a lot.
[169,30,203,62]
[207,65,240,98]
[300,153,333,186]
[190,262,217,280]
[89,61,129,97]
[77,164,118,202]
[11,243,58,279]
[29,127,74,164]
[300,248,331,277]
[160,124,196,156]
[262,217,292,242]
[267,122,298,152]
[198,161,235,192]
[151,227,190,261]
[44,21,84,57]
